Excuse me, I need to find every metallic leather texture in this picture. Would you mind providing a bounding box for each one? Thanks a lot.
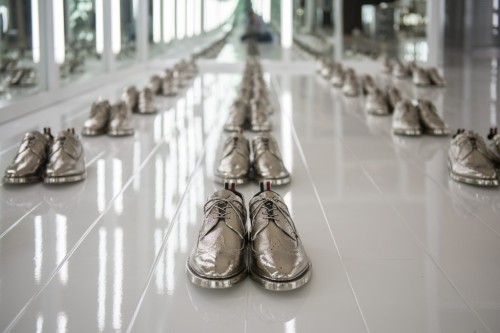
[44,130,86,184]
[82,100,111,136]
[250,99,272,132]
[108,101,135,136]
[224,99,248,132]
[361,74,376,95]
[252,133,290,185]
[330,64,345,88]
[412,67,431,87]
[381,57,392,73]
[448,130,499,186]
[122,86,139,113]
[386,86,402,111]
[365,88,390,116]
[392,100,422,136]
[320,59,334,79]
[249,188,312,291]
[488,133,500,164]
[342,69,360,97]
[162,69,178,97]
[187,188,247,288]
[174,63,187,88]
[138,87,158,114]
[214,133,251,184]
[428,68,446,87]
[149,75,163,94]
[416,99,450,135]
[392,59,409,78]
[3,130,53,184]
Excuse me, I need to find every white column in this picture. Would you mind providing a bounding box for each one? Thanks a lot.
[43,0,60,90]
[281,0,293,48]
[426,0,445,67]
[103,0,115,71]
[137,0,149,61]
[305,0,316,33]
[334,0,343,60]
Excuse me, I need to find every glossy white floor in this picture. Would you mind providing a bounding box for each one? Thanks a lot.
[1,50,500,333]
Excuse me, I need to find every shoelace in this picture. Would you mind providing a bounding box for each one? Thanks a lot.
[251,197,297,241]
[204,198,245,235]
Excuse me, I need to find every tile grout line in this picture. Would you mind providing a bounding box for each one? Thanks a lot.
[2,138,166,333]
[271,76,372,333]
[317,79,493,333]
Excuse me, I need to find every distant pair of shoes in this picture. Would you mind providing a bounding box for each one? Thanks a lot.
[365,86,402,116]
[187,182,312,291]
[448,129,500,187]
[412,66,446,87]
[3,128,86,184]
[7,67,37,87]
[82,100,134,136]
[122,86,158,114]
[320,60,359,97]
[149,70,178,97]
[215,132,291,185]
[392,99,450,136]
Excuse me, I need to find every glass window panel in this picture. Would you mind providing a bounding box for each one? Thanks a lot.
[116,0,138,67]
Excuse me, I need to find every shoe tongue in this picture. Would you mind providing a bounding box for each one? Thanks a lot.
[209,189,243,205]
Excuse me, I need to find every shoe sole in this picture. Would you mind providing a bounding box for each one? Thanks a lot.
[186,262,247,289]
[82,128,106,136]
[137,109,158,115]
[254,175,291,186]
[213,174,249,185]
[250,126,272,132]
[449,169,499,187]
[393,128,422,136]
[3,175,41,184]
[108,128,135,136]
[249,262,312,291]
[44,173,86,184]
[424,128,450,136]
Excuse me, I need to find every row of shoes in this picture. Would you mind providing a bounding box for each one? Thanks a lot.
[148,57,198,97]
[382,57,446,87]
[448,128,500,187]
[192,26,233,59]
[215,132,291,186]
[294,35,330,59]
[4,67,37,87]
[224,57,273,132]
[317,58,361,97]
[187,182,311,291]
[3,128,86,184]
[82,99,134,136]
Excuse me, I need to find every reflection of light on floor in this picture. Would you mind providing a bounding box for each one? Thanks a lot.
[284,192,293,216]
[165,140,177,220]
[57,312,67,333]
[36,314,43,333]
[113,159,123,215]
[133,142,141,191]
[34,216,43,284]
[155,229,165,293]
[113,228,123,330]
[285,318,296,333]
[97,160,106,213]
[155,156,164,220]
[154,115,162,143]
[491,58,498,126]
[281,90,294,172]
[98,228,107,331]
[56,214,68,285]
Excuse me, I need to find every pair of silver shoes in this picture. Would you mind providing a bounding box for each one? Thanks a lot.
[82,99,135,136]
[448,129,500,187]
[342,68,360,97]
[187,182,312,291]
[224,97,272,132]
[214,132,291,185]
[392,99,450,136]
[382,58,411,78]
[365,86,402,116]
[3,128,86,184]
[412,67,446,87]
[122,85,158,114]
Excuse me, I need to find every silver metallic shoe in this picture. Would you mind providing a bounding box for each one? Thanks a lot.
[412,67,431,87]
[162,69,178,97]
[448,130,499,186]
[187,184,248,288]
[381,57,393,74]
[108,101,134,136]
[415,99,450,135]
[487,128,500,165]
[122,86,139,113]
[214,132,250,184]
[365,88,390,116]
[392,100,422,136]
[386,86,402,112]
[149,75,163,94]
[82,100,111,136]
[3,129,53,184]
[138,87,158,114]
[250,99,272,132]
[44,129,86,184]
[342,69,360,97]
[392,59,409,78]
[224,99,248,132]
[361,74,377,95]
[174,63,187,88]
[428,68,446,87]
[330,64,345,88]
[249,182,312,291]
[252,133,290,185]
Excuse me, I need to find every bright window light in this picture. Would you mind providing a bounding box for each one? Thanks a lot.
[31,0,40,63]
[177,0,186,39]
[263,0,271,23]
[153,0,161,43]
[186,0,194,37]
[281,0,293,48]
[111,0,121,54]
[194,0,201,35]
[162,0,172,42]
[53,0,65,64]
[96,0,104,54]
